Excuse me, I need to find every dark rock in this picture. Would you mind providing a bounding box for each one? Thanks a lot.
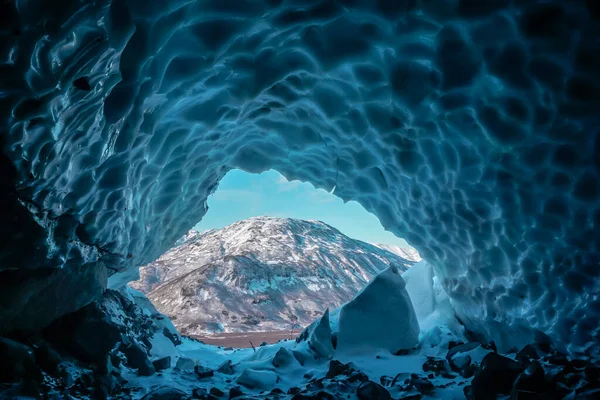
[395,349,410,356]
[44,295,122,364]
[122,342,155,376]
[463,385,473,400]
[441,372,457,379]
[0,337,41,383]
[0,262,108,334]
[229,386,244,399]
[141,386,187,400]
[210,387,225,397]
[271,387,285,394]
[347,371,369,383]
[162,328,182,347]
[380,375,394,386]
[307,378,325,389]
[515,343,548,364]
[94,373,119,397]
[288,387,301,395]
[422,357,449,376]
[218,360,235,375]
[511,361,549,397]
[326,360,354,379]
[110,351,122,368]
[392,372,411,386]
[192,387,219,399]
[152,356,171,371]
[448,341,464,350]
[260,341,268,347]
[33,342,61,375]
[410,375,435,395]
[471,353,525,399]
[447,342,479,374]
[357,380,391,400]
[195,365,215,379]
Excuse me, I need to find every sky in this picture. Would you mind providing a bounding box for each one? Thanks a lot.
[194,169,412,248]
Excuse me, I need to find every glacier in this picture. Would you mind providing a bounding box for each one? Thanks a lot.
[1,0,600,365]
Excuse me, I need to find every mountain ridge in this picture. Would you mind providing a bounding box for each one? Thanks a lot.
[131,216,418,336]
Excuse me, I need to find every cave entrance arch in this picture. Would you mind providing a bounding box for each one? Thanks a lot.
[2,0,599,356]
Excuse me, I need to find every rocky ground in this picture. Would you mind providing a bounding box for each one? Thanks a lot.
[1,264,599,399]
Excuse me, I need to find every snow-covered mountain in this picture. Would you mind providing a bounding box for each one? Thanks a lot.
[130,217,416,336]
[373,243,422,263]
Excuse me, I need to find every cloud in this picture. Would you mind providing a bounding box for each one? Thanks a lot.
[309,188,337,204]
[275,174,304,192]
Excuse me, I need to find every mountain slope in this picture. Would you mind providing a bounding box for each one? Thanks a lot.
[373,243,422,263]
[130,217,416,336]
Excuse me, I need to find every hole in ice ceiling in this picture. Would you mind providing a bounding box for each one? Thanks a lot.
[130,169,419,346]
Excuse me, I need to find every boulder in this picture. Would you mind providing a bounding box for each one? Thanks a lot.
[471,353,525,399]
[122,342,155,376]
[152,356,171,371]
[33,342,61,375]
[229,386,244,399]
[357,380,391,400]
[210,387,225,397]
[511,361,550,397]
[195,365,214,379]
[44,294,122,364]
[0,338,41,383]
[326,360,354,379]
[410,375,435,395]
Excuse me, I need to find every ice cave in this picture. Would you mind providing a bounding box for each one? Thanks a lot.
[1,0,600,399]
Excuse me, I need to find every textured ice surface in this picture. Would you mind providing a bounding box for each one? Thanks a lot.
[337,266,420,354]
[2,0,600,353]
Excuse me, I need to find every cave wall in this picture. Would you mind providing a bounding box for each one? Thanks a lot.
[1,0,599,353]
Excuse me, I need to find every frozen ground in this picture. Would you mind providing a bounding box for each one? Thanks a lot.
[121,261,477,399]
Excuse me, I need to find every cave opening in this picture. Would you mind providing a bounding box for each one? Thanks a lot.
[1,0,600,398]
[129,168,420,346]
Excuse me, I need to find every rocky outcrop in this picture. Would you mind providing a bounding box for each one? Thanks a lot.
[0,262,108,334]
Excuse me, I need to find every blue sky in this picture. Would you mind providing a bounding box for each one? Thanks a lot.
[194,169,411,248]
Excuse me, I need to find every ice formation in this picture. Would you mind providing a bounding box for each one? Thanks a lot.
[1,0,600,355]
[337,267,420,354]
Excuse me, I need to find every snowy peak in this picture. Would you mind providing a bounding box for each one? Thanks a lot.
[373,243,422,263]
[131,217,417,335]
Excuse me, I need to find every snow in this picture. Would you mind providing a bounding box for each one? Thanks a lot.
[118,265,478,399]
[337,267,420,354]
[307,309,335,360]
[130,217,415,336]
